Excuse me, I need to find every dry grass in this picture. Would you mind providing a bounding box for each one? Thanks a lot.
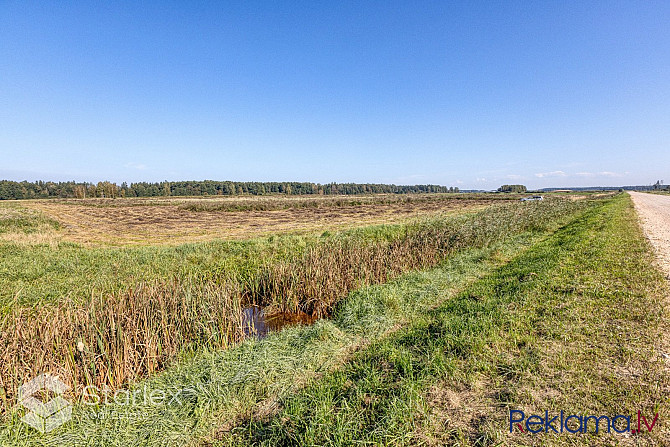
[0,278,244,412]
[21,195,496,246]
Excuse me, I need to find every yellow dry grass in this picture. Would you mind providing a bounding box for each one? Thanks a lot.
[21,195,494,246]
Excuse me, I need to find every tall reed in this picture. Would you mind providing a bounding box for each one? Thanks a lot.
[0,279,243,413]
[246,199,591,316]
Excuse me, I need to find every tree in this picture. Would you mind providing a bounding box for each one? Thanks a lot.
[97,181,118,198]
[497,184,527,193]
[73,185,86,199]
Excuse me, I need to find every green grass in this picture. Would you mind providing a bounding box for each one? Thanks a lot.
[2,196,594,417]
[0,201,454,308]
[4,193,663,447]
[0,195,603,445]
[0,233,301,307]
[213,194,669,446]
[0,234,540,446]
[0,197,584,309]
[0,207,415,308]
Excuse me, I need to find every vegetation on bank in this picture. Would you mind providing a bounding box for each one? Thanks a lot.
[0,197,593,415]
[0,227,566,445]
[220,193,670,446]
[2,194,659,446]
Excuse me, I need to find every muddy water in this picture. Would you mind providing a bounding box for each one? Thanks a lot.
[242,306,318,338]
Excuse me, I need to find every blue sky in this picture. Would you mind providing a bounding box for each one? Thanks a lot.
[1,1,669,190]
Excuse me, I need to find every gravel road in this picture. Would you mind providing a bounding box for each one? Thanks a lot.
[630,191,670,278]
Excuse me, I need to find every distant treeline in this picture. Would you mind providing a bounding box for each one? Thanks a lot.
[540,185,667,192]
[0,180,459,200]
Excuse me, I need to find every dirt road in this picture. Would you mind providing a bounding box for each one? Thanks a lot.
[630,191,670,277]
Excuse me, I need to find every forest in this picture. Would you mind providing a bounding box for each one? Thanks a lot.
[0,180,459,200]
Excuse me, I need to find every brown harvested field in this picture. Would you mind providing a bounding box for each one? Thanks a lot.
[18,194,500,246]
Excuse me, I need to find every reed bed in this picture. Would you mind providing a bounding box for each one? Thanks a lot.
[0,197,594,414]
[245,198,592,316]
[0,280,243,413]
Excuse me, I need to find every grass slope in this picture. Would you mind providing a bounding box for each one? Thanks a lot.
[0,229,561,445]
[217,194,669,446]
[4,195,659,447]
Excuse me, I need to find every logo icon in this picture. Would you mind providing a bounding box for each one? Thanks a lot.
[18,374,72,433]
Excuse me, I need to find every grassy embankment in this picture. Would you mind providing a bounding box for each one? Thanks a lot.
[0,196,613,445]
[1,197,589,414]
[218,193,670,446]
[1,195,499,306]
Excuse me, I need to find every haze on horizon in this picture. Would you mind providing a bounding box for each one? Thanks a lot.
[1,1,669,190]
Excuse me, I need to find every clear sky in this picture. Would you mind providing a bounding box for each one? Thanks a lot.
[1,1,669,190]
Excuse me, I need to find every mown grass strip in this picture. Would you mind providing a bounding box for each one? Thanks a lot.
[216,194,669,446]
